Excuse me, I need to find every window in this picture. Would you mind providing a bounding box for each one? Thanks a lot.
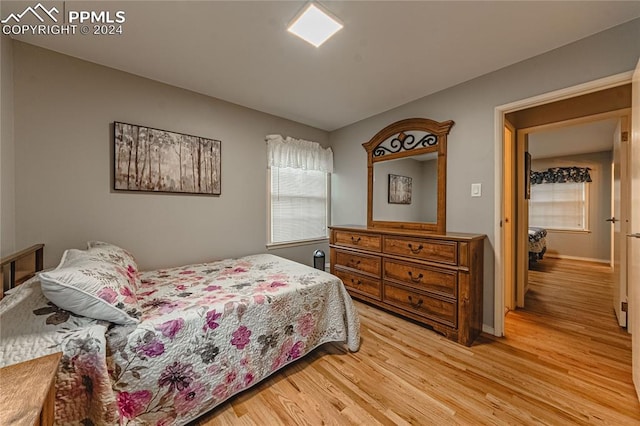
[266,134,333,246]
[529,182,588,231]
[269,167,329,245]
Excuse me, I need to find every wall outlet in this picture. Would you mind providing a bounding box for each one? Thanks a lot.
[471,183,482,197]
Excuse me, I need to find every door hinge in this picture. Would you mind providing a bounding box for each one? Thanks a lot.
[622,301,628,312]
[622,131,629,142]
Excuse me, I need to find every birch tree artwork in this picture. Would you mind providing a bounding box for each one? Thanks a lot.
[388,174,412,204]
[114,122,221,195]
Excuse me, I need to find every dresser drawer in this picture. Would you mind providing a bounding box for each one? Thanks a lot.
[383,236,457,265]
[335,269,381,300]
[334,230,382,252]
[383,259,457,298]
[383,283,457,327]
[334,249,381,277]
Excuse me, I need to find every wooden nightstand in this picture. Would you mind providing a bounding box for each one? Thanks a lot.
[0,352,62,426]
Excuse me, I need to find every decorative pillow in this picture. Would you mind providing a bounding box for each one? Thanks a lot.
[86,241,140,290]
[39,249,142,325]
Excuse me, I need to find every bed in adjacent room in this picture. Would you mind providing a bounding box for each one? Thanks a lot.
[528,226,547,266]
[0,243,360,425]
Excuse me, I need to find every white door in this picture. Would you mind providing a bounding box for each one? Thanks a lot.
[630,58,640,400]
[612,118,629,327]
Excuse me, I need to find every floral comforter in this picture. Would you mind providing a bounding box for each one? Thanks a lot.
[528,227,548,255]
[0,254,360,425]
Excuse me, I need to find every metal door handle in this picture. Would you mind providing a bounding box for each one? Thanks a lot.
[627,233,640,239]
[606,217,618,223]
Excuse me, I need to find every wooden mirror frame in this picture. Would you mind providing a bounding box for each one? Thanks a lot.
[362,117,454,233]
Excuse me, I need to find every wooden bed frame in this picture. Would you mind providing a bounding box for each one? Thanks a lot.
[0,244,44,299]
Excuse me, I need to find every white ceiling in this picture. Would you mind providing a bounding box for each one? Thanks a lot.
[4,1,640,131]
[528,118,618,159]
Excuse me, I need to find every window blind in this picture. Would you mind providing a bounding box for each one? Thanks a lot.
[529,182,588,231]
[270,167,328,244]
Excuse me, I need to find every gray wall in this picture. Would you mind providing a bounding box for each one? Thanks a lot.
[373,158,437,223]
[330,19,640,328]
[12,42,329,270]
[531,151,612,262]
[1,34,15,257]
[420,159,438,222]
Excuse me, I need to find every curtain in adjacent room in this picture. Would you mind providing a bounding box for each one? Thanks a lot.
[530,166,592,185]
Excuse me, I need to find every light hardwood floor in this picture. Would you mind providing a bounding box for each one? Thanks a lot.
[194,258,640,425]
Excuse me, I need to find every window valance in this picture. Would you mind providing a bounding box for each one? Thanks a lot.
[530,167,592,185]
[266,134,333,173]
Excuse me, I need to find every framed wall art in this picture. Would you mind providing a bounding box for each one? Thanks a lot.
[114,122,221,195]
[388,174,412,204]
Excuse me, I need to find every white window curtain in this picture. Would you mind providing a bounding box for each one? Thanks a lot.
[266,134,333,173]
[267,135,333,245]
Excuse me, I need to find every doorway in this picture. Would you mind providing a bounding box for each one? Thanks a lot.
[493,72,634,336]
[516,113,628,310]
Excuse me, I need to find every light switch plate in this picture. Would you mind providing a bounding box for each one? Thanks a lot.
[471,183,482,197]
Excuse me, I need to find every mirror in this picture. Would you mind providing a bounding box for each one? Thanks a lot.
[363,118,454,233]
[372,153,438,223]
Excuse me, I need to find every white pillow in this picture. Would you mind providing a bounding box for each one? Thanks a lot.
[86,241,140,288]
[39,249,142,325]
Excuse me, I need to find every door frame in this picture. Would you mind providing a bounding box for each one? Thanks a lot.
[503,120,516,312]
[515,128,529,308]
[493,70,634,337]
[629,58,640,399]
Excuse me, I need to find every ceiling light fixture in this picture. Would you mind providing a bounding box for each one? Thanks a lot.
[287,3,343,48]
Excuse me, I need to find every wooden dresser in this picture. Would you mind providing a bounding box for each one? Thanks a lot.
[0,352,61,426]
[330,225,485,346]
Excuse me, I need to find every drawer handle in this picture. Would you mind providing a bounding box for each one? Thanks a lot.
[407,271,424,283]
[351,236,362,244]
[407,295,424,309]
[408,243,423,254]
[350,278,363,286]
[348,259,362,268]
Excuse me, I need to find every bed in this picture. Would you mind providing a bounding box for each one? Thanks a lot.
[528,227,547,266]
[0,244,360,425]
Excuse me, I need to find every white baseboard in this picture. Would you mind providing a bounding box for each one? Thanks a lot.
[544,254,610,265]
[482,324,497,336]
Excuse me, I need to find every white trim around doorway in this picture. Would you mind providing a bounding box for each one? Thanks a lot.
[493,71,633,337]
